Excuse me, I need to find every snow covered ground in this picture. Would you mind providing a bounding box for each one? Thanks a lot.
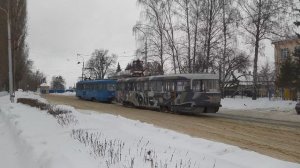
[221,97,297,112]
[0,91,8,97]
[1,92,299,168]
[219,97,300,122]
[50,91,75,96]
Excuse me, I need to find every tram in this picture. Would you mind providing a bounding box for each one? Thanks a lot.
[116,74,221,114]
[76,80,116,102]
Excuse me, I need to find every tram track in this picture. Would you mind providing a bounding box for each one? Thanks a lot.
[202,113,300,128]
[43,94,300,163]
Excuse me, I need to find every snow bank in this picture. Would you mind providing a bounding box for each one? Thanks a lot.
[0,91,8,97]
[0,93,97,168]
[221,97,297,111]
[50,91,76,96]
[0,91,299,168]
[14,91,48,103]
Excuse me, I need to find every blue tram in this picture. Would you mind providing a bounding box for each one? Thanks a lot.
[76,80,116,102]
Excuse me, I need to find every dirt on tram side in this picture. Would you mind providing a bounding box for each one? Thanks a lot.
[43,94,300,163]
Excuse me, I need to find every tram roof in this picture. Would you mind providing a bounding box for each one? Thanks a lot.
[77,79,116,84]
[118,73,218,82]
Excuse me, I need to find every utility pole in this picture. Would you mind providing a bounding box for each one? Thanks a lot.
[144,38,148,69]
[77,54,85,81]
[0,3,14,103]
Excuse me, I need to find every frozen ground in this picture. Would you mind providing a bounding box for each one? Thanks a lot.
[219,97,300,122]
[0,92,299,168]
[50,91,75,96]
[0,91,8,97]
[221,97,297,112]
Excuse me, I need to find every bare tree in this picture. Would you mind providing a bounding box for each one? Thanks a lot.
[86,49,117,79]
[238,0,293,100]
[175,0,193,73]
[0,0,28,90]
[136,0,167,74]
[201,0,223,73]
[189,0,202,73]
[162,0,181,73]
[217,0,243,97]
[221,51,251,97]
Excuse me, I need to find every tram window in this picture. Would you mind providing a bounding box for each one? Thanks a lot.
[77,84,81,90]
[102,83,107,90]
[116,83,120,90]
[144,82,148,91]
[129,83,133,91]
[177,80,190,91]
[98,83,103,90]
[202,80,208,92]
[118,83,124,90]
[165,81,175,91]
[141,82,144,91]
[156,81,162,91]
[124,83,129,90]
[202,80,219,92]
[192,80,203,91]
[149,81,156,91]
[107,84,115,91]
[136,82,143,91]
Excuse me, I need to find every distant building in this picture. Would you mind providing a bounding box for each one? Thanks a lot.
[40,83,50,94]
[272,36,300,100]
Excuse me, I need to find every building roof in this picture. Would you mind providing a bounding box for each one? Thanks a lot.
[272,36,300,45]
[40,83,49,87]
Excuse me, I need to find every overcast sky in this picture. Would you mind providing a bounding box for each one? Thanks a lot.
[27,0,275,88]
[27,0,141,87]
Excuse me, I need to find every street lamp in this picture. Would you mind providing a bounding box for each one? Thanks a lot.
[133,25,148,68]
[77,53,92,81]
[0,3,14,103]
[77,54,85,81]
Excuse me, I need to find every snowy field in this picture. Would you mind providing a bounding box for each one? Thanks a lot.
[50,91,76,96]
[0,92,299,168]
[221,97,297,111]
[219,97,300,122]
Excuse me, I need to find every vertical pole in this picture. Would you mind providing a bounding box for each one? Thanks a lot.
[145,38,147,71]
[7,7,14,103]
[82,61,84,80]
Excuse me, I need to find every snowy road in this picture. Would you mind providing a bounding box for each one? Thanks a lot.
[44,94,300,163]
[204,113,300,128]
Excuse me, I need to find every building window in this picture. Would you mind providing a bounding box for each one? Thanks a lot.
[280,48,289,60]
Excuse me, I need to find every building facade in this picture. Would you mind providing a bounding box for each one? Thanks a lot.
[272,36,300,100]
